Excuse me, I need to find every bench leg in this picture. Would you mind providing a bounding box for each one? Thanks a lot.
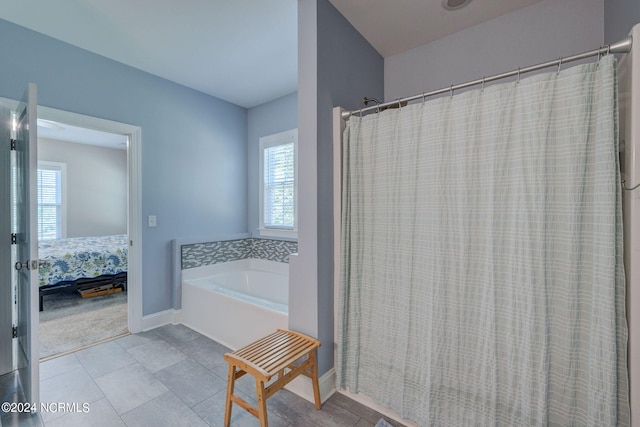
[224,364,236,427]
[309,350,322,409]
[256,377,269,427]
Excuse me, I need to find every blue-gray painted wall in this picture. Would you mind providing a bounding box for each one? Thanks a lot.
[316,0,384,375]
[247,92,298,236]
[295,0,384,375]
[0,18,248,315]
[605,0,640,44]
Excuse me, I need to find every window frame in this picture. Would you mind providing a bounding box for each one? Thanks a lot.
[37,160,67,240]
[258,128,298,239]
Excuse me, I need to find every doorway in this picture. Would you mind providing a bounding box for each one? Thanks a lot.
[37,120,129,359]
[35,105,143,341]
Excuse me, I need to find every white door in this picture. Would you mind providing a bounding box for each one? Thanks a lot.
[13,83,39,404]
[0,98,12,376]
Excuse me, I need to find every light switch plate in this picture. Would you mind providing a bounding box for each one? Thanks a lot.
[148,215,157,227]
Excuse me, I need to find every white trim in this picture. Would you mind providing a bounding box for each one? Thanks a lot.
[142,309,182,332]
[259,128,298,235]
[285,367,336,405]
[620,23,640,426]
[0,100,13,375]
[333,107,345,346]
[127,126,143,333]
[257,227,298,239]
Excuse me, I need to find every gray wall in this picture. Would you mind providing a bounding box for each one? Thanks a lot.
[385,0,604,101]
[605,0,640,44]
[38,138,127,238]
[247,92,298,236]
[0,18,248,316]
[295,0,384,375]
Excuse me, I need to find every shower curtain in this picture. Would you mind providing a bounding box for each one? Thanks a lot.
[338,55,629,426]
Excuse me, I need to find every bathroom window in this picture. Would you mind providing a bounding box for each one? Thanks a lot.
[37,161,66,240]
[259,129,297,238]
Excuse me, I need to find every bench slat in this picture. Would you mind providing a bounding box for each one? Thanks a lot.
[223,329,322,427]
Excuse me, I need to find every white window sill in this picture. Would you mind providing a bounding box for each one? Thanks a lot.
[257,228,298,239]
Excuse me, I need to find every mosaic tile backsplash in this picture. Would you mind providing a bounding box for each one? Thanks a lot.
[181,238,298,269]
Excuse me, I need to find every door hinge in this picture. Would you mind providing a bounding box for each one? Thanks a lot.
[10,139,16,151]
[12,325,17,338]
[11,233,16,245]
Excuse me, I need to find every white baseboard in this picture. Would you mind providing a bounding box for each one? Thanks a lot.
[285,367,336,405]
[173,309,184,325]
[142,309,182,331]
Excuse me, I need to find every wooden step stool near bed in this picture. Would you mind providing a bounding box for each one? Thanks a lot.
[223,329,322,427]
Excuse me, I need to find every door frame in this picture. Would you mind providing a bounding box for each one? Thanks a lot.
[0,97,144,334]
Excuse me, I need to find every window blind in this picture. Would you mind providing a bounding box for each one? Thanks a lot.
[264,142,295,228]
[37,166,62,240]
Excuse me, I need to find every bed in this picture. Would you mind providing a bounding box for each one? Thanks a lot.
[38,234,128,311]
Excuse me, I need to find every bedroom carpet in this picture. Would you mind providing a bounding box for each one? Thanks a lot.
[39,290,128,359]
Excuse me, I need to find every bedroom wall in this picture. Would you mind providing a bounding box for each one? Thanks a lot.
[0,18,248,316]
[247,91,298,237]
[384,0,604,101]
[38,138,127,238]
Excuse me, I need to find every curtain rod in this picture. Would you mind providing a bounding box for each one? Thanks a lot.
[342,35,633,120]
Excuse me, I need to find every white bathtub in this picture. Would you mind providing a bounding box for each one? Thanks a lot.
[181,258,289,350]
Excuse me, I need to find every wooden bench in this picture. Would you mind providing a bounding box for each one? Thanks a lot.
[223,329,322,427]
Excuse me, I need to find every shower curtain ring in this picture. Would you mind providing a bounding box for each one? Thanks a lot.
[517,68,521,84]
[450,85,454,97]
[422,92,426,103]
[397,99,402,109]
[557,57,563,74]
[607,45,611,55]
[481,77,485,91]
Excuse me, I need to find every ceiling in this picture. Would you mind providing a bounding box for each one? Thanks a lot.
[329,0,543,58]
[0,0,542,113]
[37,119,127,150]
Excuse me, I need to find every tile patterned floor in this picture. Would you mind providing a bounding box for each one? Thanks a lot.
[1,324,404,427]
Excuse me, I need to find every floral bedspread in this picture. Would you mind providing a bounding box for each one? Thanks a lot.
[38,234,128,287]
